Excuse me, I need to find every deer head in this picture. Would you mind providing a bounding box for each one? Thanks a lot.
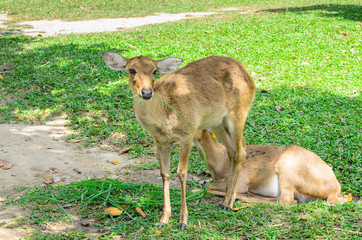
[102,51,183,100]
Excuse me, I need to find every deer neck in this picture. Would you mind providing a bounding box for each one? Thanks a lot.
[132,94,165,127]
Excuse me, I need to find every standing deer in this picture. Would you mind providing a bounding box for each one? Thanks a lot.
[102,52,256,229]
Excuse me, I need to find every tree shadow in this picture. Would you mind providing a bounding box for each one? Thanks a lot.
[263,4,361,22]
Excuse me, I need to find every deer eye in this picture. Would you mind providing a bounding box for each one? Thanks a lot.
[129,69,136,74]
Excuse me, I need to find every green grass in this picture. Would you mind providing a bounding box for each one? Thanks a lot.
[0,0,361,238]
[0,0,360,21]
[1,2,360,194]
[6,179,362,239]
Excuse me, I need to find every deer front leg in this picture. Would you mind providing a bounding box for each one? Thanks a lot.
[157,144,172,228]
[177,140,192,229]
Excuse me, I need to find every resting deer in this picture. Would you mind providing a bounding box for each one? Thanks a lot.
[102,52,256,229]
[196,130,341,204]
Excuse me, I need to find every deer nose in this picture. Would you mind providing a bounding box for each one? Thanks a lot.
[141,88,153,100]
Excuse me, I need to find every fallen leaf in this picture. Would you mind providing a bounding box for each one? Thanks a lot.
[339,30,350,37]
[297,216,312,221]
[120,204,128,210]
[68,139,80,143]
[275,105,284,112]
[118,146,133,155]
[0,197,5,203]
[156,230,163,235]
[212,133,217,138]
[0,74,3,79]
[204,30,213,34]
[73,168,81,174]
[136,207,146,218]
[0,160,13,170]
[104,207,123,216]
[346,193,353,202]
[301,61,310,66]
[111,160,120,164]
[350,48,355,53]
[44,179,54,185]
[233,206,248,211]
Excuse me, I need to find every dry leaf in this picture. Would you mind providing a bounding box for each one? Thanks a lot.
[212,133,217,138]
[120,204,128,210]
[73,168,82,174]
[44,179,54,185]
[0,197,5,203]
[111,160,120,164]
[346,193,353,202]
[0,74,3,79]
[68,139,80,143]
[101,167,112,170]
[136,207,146,218]
[156,230,163,235]
[118,146,133,155]
[301,61,310,66]
[233,206,248,211]
[104,207,123,216]
[339,30,350,37]
[297,216,311,221]
[0,159,13,170]
[204,30,213,34]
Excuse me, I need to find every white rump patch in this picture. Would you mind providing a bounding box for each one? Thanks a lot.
[251,174,281,198]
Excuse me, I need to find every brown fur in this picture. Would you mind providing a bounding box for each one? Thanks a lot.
[103,53,256,228]
[196,130,341,204]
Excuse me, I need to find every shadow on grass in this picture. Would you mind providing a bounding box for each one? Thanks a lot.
[263,4,361,22]
[0,35,361,195]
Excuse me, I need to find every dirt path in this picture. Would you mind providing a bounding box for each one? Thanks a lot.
[0,8,252,36]
[0,118,135,197]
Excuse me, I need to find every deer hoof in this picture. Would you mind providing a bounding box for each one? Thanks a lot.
[158,223,166,229]
[218,204,232,211]
[178,223,187,229]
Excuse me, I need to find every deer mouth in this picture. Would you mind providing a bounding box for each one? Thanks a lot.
[140,88,153,100]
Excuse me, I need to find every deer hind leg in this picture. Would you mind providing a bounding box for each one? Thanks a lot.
[177,138,193,229]
[157,144,172,227]
[211,115,245,210]
[277,174,297,204]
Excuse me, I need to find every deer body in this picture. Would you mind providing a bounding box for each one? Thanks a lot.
[103,53,256,229]
[196,130,341,204]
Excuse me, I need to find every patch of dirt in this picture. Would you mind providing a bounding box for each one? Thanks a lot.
[0,118,135,197]
[0,8,256,37]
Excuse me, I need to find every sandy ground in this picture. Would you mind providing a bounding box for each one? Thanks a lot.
[0,11,224,36]
[18,12,216,36]
[0,118,135,197]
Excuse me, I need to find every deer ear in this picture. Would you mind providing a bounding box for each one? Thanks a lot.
[156,57,183,73]
[102,51,128,70]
